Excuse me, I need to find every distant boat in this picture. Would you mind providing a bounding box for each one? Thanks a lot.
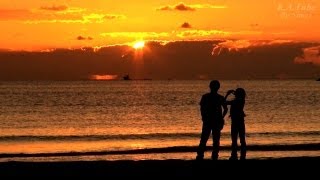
[123,75,131,80]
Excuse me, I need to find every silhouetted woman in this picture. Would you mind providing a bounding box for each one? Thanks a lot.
[225,88,247,160]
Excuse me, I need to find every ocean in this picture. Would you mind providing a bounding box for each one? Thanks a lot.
[0,80,319,161]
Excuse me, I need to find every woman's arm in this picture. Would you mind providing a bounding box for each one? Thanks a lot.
[224,90,235,105]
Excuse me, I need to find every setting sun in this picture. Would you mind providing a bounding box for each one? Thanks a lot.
[133,41,145,49]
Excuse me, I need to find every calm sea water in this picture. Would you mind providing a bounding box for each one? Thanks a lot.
[0,80,319,161]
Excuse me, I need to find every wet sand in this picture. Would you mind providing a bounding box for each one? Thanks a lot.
[0,157,319,177]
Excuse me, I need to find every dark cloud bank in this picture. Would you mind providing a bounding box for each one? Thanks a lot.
[181,22,192,28]
[0,40,319,80]
[157,3,196,11]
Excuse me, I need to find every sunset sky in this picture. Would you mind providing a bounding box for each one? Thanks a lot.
[1,0,319,50]
[0,0,319,80]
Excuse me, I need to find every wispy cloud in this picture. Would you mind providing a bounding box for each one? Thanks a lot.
[157,2,227,11]
[77,36,93,40]
[212,40,293,55]
[53,7,86,14]
[157,6,172,11]
[191,4,227,9]
[104,14,126,20]
[80,13,126,23]
[100,30,232,42]
[40,5,68,11]
[101,32,169,39]
[100,29,264,42]
[177,30,230,38]
[0,6,126,24]
[99,30,294,45]
[294,45,320,65]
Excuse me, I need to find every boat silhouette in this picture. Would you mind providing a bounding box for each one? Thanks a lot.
[123,75,131,80]
[122,74,153,81]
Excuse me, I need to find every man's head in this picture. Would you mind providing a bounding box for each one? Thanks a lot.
[209,80,220,92]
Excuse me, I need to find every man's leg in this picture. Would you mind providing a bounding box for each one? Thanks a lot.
[239,123,247,160]
[196,122,211,160]
[211,129,221,160]
[230,124,238,160]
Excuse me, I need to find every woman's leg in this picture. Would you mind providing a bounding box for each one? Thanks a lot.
[230,123,238,160]
[239,122,246,160]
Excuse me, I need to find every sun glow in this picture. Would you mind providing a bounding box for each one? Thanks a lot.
[90,74,118,80]
[133,41,145,49]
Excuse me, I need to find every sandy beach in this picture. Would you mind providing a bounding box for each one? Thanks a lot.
[0,157,319,177]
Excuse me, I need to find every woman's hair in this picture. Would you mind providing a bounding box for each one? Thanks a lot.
[235,88,246,99]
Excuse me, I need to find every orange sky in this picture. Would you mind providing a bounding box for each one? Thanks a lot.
[0,0,319,50]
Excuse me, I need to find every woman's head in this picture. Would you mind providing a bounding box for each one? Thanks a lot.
[235,88,246,99]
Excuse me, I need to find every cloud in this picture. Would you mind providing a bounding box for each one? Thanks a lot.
[22,13,125,24]
[77,36,86,40]
[212,40,252,55]
[157,2,226,11]
[294,46,320,65]
[100,29,261,42]
[54,7,86,14]
[174,3,196,11]
[0,41,319,80]
[104,14,126,20]
[101,32,169,39]
[0,8,125,24]
[181,22,192,28]
[157,6,171,11]
[157,3,195,11]
[82,13,107,23]
[101,30,229,40]
[77,36,93,40]
[212,40,293,55]
[99,29,270,45]
[176,30,230,38]
[40,5,68,11]
[191,4,227,9]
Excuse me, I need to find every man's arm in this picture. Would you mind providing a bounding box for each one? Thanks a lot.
[200,96,206,121]
[222,102,228,119]
[221,94,229,118]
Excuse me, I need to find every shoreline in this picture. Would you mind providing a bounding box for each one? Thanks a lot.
[1,143,319,158]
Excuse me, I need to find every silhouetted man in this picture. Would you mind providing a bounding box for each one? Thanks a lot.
[196,80,228,160]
